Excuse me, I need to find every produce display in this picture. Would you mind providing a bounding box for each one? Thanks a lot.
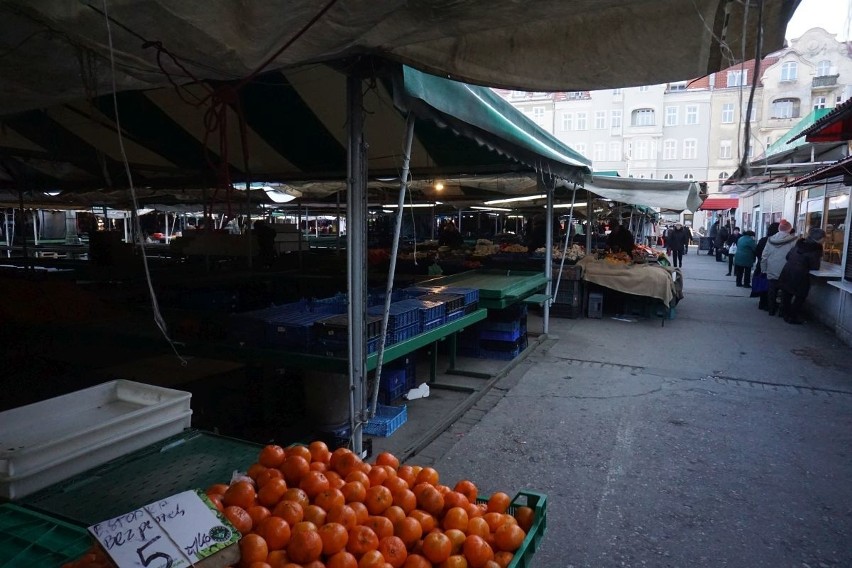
[63,442,538,568]
[535,244,585,262]
[592,244,667,266]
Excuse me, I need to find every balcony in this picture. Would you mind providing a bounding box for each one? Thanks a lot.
[813,74,839,89]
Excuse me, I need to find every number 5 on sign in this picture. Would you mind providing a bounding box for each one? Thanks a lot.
[88,490,239,568]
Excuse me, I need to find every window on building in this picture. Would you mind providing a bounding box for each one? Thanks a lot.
[771,98,800,119]
[684,173,694,180]
[510,90,525,99]
[594,111,606,129]
[639,85,649,92]
[532,107,545,121]
[727,69,748,87]
[593,142,606,161]
[742,100,759,122]
[561,112,573,131]
[665,106,678,126]
[683,139,697,159]
[664,173,673,180]
[576,112,587,130]
[663,139,677,160]
[612,88,622,95]
[669,81,688,91]
[635,140,649,160]
[632,108,655,126]
[718,171,729,181]
[722,103,735,123]
[609,141,622,161]
[573,143,587,156]
[625,141,633,159]
[814,96,827,110]
[780,61,798,82]
[611,110,622,128]
[816,60,832,76]
[685,105,699,125]
[719,140,732,159]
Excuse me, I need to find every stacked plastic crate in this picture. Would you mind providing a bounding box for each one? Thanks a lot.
[376,356,417,405]
[550,265,584,318]
[368,302,421,346]
[393,297,447,332]
[459,304,528,360]
[417,293,465,328]
[313,313,384,356]
[228,298,346,349]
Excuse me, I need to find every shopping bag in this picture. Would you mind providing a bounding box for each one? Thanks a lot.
[750,273,769,297]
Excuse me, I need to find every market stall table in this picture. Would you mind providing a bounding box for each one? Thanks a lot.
[577,256,683,324]
[417,269,548,309]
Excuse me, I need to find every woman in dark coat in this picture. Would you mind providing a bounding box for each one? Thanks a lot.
[778,227,825,324]
[753,222,779,310]
[665,223,688,268]
[725,226,740,276]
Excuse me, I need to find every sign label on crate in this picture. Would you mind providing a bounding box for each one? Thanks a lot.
[88,489,239,567]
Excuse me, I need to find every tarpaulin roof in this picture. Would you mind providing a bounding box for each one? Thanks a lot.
[0,1,798,115]
[787,154,852,186]
[0,63,589,193]
[762,108,832,159]
[584,175,703,212]
[789,97,852,143]
[698,197,739,210]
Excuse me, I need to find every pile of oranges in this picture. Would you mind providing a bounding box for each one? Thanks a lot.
[64,441,533,568]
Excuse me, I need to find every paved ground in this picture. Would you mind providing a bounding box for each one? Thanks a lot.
[402,248,852,568]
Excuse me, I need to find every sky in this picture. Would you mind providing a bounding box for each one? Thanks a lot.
[786,0,852,40]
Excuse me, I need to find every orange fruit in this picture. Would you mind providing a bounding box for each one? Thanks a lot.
[315,488,346,511]
[272,500,303,526]
[223,480,256,510]
[299,471,331,499]
[319,522,350,555]
[342,481,368,504]
[258,478,288,508]
[440,555,469,568]
[378,535,408,568]
[247,505,271,528]
[347,525,380,556]
[375,452,400,470]
[408,509,436,534]
[259,445,287,468]
[248,463,268,480]
[453,480,478,504]
[303,504,327,527]
[281,455,311,486]
[413,484,444,517]
[281,488,310,509]
[462,535,493,568]
[421,531,452,564]
[486,493,510,514]
[467,518,490,540]
[493,524,525,552]
[414,467,439,487]
[365,515,394,539]
[288,445,312,462]
[358,549,386,568]
[493,551,513,568]
[326,550,358,568]
[257,516,291,551]
[239,534,269,565]
[223,505,252,534]
[286,527,323,564]
[401,554,431,568]
[512,506,534,532]
[326,503,358,530]
[444,529,466,555]
[394,516,422,549]
[350,501,370,524]
[442,507,469,532]
[365,485,394,515]
[256,468,285,489]
[206,483,229,496]
[309,441,332,464]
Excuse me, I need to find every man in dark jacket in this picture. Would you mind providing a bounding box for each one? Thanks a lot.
[715,221,730,262]
[665,223,688,268]
[778,227,825,324]
[707,220,719,255]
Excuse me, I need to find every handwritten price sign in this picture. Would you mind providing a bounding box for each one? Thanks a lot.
[88,490,239,568]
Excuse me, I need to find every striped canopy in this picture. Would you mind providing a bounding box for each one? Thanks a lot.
[0,63,589,199]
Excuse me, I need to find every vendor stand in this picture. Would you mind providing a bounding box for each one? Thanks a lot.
[577,253,683,325]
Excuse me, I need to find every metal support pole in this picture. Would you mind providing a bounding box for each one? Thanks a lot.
[543,176,553,334]
[586,193,593,252]
[32,210,39,246]
[346,74,368,457]
[370,113,416,417]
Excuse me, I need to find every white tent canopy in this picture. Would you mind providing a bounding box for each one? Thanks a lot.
[0,0,798,116]
[583,175,703,212]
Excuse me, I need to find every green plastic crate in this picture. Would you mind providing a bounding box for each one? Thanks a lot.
[22,429,261,527]
[0,503,92,567]
[476,489,548,568]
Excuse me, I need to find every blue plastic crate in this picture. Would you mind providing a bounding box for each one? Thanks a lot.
[265,310,332,348]
[364,404,407,437]
[440,287,479,305]
[401,286,440,298]
[418,292,465,313]
[368,289,406,307]
[378,368,408,404]
[313,336,379,357]
[489,303,528,321]
[446,309,465,323]
[395,298,446,323]
[368,302,421,330]
[479,327,524,342]
[481,318,524,334]
[314,314,383,340]
[479,344,521,360]
[386,322,421,345]
[422,317,446,332]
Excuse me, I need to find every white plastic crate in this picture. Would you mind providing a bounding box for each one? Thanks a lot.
[0,380,192,500]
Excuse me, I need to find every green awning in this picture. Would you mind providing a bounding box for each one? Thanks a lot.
[763,108,831,158]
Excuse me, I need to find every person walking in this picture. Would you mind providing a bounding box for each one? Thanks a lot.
[715,221,730,262]
[665,222,688,268]
[777,227,825,324]
[707,220,719,256]
[733,230,757,287]
[753,222,779,310]
[761,219,797,317]
[684,224,693,255]
[725,226,740,275]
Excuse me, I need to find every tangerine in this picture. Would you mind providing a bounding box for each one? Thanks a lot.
[257,516,291,551]
[318,522,349,555]
[286,527,323,564]
[374,452,400,470]
[223,480,256,510]
[347,525,380,556]
[326,550,358,568]
[393,516,422,549]
[239,534,269,565]
[378,535,408,568]
[259,445,287,468]
[462,535,493,568]
[421,532,452,564]
[486,493,510,514]
[223,505,252,534]
[272,500,303,526]
[365,485,394,515]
